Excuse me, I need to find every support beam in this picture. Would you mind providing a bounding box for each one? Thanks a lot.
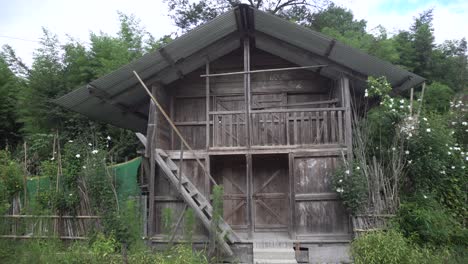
[87,85,148,121]
[205,60,210,150]
[243,37,251,148]
[200,64,327,77]
[341,76,353,161]
[159,47,184,79]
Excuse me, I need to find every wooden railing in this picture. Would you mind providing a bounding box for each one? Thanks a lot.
[209,107,346,148]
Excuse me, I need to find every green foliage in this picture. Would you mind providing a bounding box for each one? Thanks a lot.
[424,82,454,113]
[162,207,174,237]
[184,208,196,243]
[0,150,24,213]
[351,230,452,264]
[331,164,368,215]
[395,197,467,247]
[0,239,209,264]
[404,114,467,220]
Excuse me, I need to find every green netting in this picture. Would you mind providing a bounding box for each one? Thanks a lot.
[110,157,142,201]
[26,157,142,203]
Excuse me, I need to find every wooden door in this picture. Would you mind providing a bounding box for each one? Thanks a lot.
[252,155,289,231]
[211,155,248,230]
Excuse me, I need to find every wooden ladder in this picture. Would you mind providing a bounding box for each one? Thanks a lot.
[154,148,239,256]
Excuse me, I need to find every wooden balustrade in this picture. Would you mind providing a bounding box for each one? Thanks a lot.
[209,107,346,148]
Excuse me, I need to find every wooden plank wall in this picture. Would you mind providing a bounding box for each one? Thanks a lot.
[293,154,350,239]
[165,48,333,150]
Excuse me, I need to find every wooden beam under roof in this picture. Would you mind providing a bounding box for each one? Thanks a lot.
[87,85,148,121]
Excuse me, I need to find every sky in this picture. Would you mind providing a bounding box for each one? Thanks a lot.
[1,0,467,66]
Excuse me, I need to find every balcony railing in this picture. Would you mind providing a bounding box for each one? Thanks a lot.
[209,107,346,148]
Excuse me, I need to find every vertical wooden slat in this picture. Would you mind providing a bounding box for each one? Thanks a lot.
[300,111,305,145]
[286,112,290,145]
[279,112,284,145]
[221,115,226,146]
[244,38,251,148]
[262,114,267,145]
[331,110,336,143]
[338,110,343,144]
[322,111,328,143]
[213,114,217,147]
[288,153,296,239]
[269,113,274,145]
[234,114,239,147]
[309,112,313,145]
[293,112,298,145]
[229,114,233,147]
[316,111,321,144]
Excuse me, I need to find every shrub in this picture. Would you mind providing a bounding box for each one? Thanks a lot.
[394,196,467,247]
[331,164,368,215]
[351,230,450,264]
[424,82,454,114]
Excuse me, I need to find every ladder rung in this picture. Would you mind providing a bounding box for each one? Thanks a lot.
[156,149,168,157]
[191,192,198,197]
[199,202,208,209]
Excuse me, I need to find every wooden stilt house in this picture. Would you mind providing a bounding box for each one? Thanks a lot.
[55,4,424,263]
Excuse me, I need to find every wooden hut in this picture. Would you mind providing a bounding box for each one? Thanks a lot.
[55,4,424,263]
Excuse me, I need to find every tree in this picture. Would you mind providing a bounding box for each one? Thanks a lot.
[308,3,366,34]
[410,9,435,78]
[164,0,329,31]
[0,56,23,148]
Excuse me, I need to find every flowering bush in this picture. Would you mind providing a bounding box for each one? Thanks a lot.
[331,164,368,215]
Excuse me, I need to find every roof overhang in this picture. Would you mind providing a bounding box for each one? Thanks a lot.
[54,4,425,132]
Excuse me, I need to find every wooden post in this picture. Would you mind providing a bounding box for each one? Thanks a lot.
[148,85,159,240]
[23,142,28,209]
[288,153,296,239]
[205,60,210,150]
[246,154,253,238]
[243,38,251,148]
[342,76,353,161]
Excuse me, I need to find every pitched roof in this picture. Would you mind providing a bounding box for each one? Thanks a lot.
[54,4,424,132]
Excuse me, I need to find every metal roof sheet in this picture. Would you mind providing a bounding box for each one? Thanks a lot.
[55,5,424,132]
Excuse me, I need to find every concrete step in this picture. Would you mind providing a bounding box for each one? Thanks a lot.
[253,248,296,260]
[254,259,297,264]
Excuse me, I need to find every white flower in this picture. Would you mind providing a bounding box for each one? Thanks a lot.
[440,170,446,174]
[336,188,344,193]
[405,150,410,155]
[400,99,404,103]
[339,179,343,183]
[462,122,467,126]
[91,149,99,154]
[390,98,394,102]
[50,157,55,161]
[451,166,455,169]
[75,154,80,158]
[462,166,466,169]
[448,151,452,155]
[408,160,412,164]
[466,157,468,161]
[426,128,431,132]
[68,140,73,143]
[449,147,453,150]
[82,166,86,169]
[69,193,73,196]
[452,122,457,125]
[408,116,413,120]
[423,117,427,121]
[88,143,92,146]
[392,147,396,151]
[345,170,350,175]
[107,136,111,140]
[400,105,404,109]
[423,195,427,199]
[364,89,369,97]
[356,166,360,170]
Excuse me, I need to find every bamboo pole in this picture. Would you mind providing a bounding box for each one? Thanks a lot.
[200,64,327,77]
[133,71,218,186]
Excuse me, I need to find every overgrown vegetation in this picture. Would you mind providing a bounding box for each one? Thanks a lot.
[1,1,467,263]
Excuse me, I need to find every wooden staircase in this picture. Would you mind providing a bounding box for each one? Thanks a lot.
[154,148,239,256]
